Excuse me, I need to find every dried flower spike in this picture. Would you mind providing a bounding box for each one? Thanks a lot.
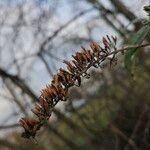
[19,35,150,140]
[19,35,120,139]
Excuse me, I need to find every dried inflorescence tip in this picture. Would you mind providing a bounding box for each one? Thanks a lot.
[19,35,118,139]
[144,5,150,16]
[19,118,43,139]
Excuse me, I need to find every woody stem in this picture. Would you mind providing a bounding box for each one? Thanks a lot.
[109,42,150,56]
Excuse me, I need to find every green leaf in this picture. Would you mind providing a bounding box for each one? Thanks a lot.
[124,25,150,71]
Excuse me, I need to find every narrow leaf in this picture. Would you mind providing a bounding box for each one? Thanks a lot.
[124,25,150,71]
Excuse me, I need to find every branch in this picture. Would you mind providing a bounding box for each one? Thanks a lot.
[0,124,19,130]
[109,0,142,30]
[38,8,94,54]
[0,68,37,102]
[89,1,126,38]
[108,43,150,56]
[38,53,54,76]
[4,80,28,116]
[124,107,150,150]
[109,124,139,150]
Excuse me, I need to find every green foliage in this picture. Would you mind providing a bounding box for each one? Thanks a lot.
[124,24,150,73]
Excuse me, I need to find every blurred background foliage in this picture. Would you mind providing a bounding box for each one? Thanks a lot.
[0,0,149,150]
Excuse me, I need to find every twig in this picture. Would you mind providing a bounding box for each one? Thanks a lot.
[109,124,139,150]
[38,8,94,54]
[108,43,150,56]
[124,107,150,150]
[0,124,19,130]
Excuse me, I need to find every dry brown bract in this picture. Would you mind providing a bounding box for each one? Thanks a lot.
[144,5,150,16]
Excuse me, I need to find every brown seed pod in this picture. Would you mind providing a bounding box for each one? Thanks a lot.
[72,52,83,63]
[90,41,100,53]
[40,98,50,112]
[19,118,41,138]
[31,103,49,121]
[55,84,68,101]
[85,50,93,61]
[144,5,150,16]
[59,68,71,75]
[80,53,89,63]
[58,71,69,84]
[63,60,77,74]
[52,74,59,85]
[41,87,53,101]
[72,60,83,71]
